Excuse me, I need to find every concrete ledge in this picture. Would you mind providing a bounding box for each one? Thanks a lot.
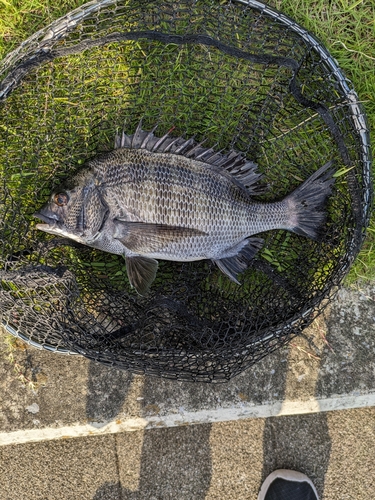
[1,390,375,447]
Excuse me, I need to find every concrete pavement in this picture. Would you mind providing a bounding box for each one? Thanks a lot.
[0,407,374,499]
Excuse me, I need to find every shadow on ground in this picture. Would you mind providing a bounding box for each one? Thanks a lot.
[86,362,134,421]
[93,426,213,500]
[84,305,357,499]
[261,413,331,499]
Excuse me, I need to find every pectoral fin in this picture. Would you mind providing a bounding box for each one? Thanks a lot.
[125,255,158,296]
[213,237,264,284]
[114,220,206,253]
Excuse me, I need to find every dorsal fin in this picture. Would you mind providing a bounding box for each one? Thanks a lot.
[114,123,266,194]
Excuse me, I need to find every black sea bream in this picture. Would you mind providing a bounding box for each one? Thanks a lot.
[34,124,334,295]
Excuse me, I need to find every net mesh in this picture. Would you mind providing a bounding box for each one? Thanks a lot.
[0,0,372,382]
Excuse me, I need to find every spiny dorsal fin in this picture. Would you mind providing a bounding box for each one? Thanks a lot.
[114,122,266,194]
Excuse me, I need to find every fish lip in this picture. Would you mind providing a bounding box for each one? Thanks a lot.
[35,223,56,232]
[33,211,60,225]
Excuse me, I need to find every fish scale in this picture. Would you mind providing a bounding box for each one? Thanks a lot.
[93,151,253,242]
[34,124,335,295]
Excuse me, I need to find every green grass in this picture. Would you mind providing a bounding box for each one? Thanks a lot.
[0,0,374,289]
[0,1,83,51]
[272,0,375,283]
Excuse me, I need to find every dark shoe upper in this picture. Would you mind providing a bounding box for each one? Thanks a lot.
[264,477,318,500]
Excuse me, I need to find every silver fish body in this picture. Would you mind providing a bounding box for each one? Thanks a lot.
[35,124,334,295]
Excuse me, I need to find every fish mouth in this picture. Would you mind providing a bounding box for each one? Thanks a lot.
[33,211,60,225]
[34,210,65,235]
[34,210,84,240]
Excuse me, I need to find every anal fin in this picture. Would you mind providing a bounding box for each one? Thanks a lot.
[213,237,264,284]
[125,255,158,296]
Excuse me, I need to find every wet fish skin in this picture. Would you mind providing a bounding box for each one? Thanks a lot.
[34,124,335,295]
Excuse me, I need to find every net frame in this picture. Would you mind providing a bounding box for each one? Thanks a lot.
[0,0,372,381]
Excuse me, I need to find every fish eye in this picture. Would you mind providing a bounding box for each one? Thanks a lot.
[54,192,69,206]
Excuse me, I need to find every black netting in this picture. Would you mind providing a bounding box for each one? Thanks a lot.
[0,0,372,382]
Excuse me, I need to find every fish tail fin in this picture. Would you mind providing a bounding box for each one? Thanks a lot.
[285,161,335,240]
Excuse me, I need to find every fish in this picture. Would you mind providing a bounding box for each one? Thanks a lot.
[34,123,335,295]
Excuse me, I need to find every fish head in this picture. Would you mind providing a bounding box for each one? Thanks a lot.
[34,181,108,244]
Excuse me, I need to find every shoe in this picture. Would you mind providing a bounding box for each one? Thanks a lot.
[258,469,319,500]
